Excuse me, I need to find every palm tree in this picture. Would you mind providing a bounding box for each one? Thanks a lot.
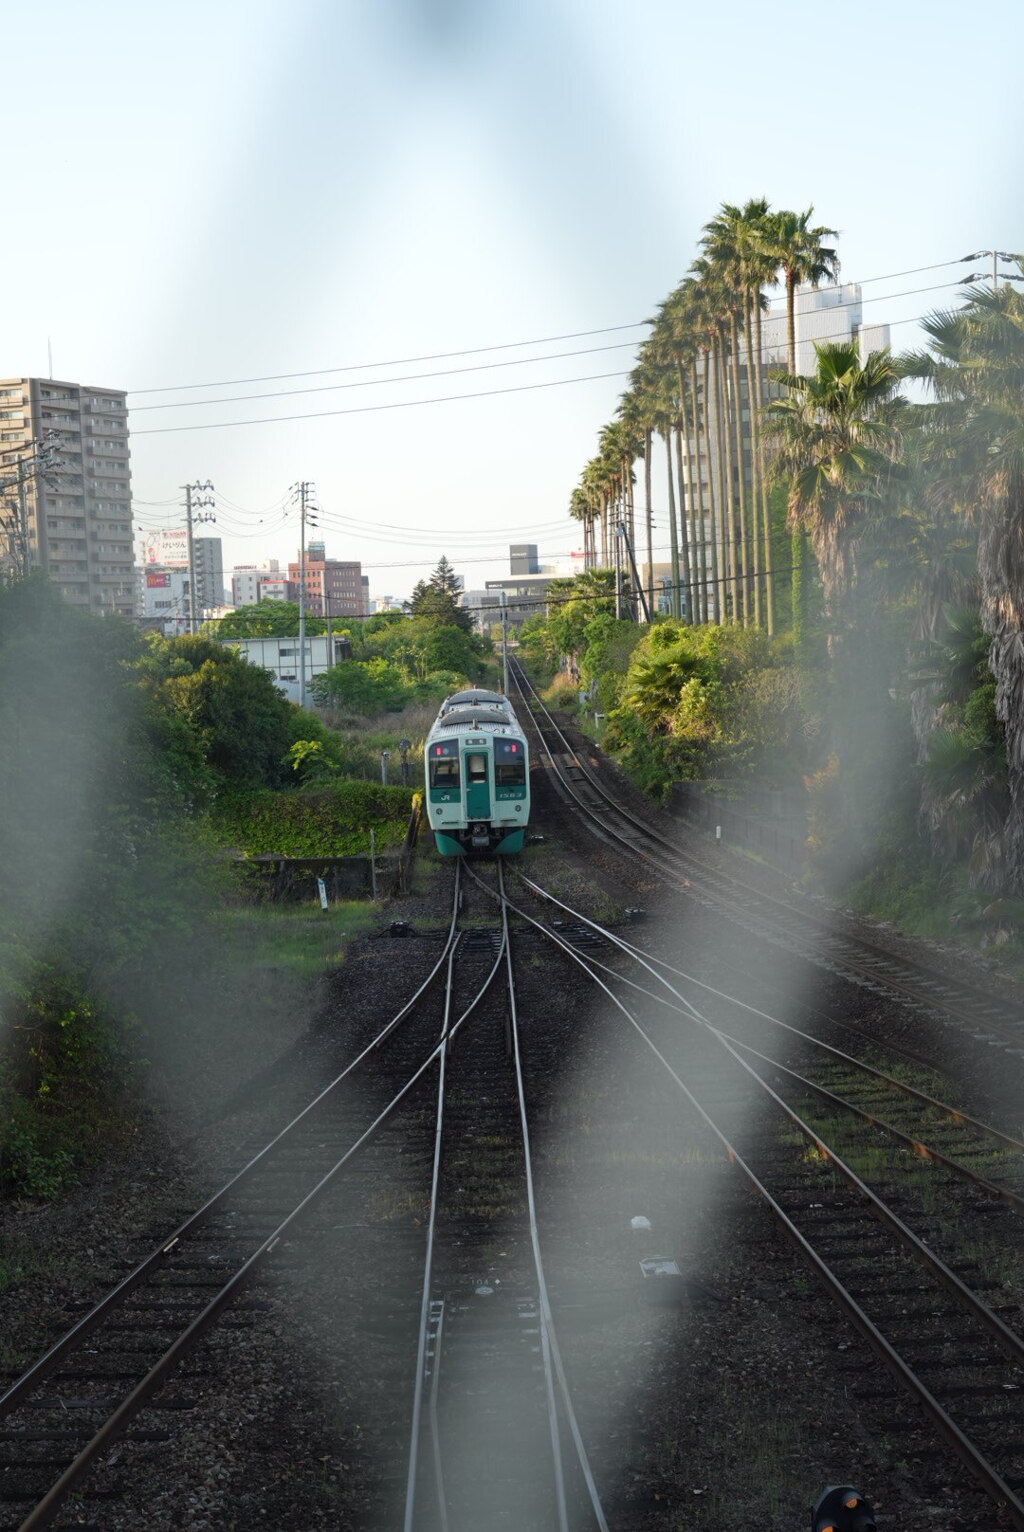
[763,341,906,633]
[757,209,839,645]
[760,207,840,375]
[906,267,1024,890]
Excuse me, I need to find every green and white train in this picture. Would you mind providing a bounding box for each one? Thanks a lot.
[425,689,530,855]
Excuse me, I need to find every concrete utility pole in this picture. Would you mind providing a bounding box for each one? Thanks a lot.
[182,480,215,634]
[961,250,1024,295]
[501,591,509,693]
[0,435,58,581]
[618,520,652,624]
[291,480,318,708]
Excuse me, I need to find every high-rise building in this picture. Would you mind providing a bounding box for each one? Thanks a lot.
[0,376,134,615]
[288,550,365,618]
[510,543,540,575]
[192,536,224,613]
[230,560,281,608]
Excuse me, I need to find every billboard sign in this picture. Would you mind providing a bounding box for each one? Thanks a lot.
[143,528,188,567]
[146,570,171,588]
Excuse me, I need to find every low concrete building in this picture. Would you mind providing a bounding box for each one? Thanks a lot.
[219,633,348,705]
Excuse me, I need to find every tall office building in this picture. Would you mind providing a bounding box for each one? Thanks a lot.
[192,537,225,613]
[0,376,134,615]
[287,550,365,617]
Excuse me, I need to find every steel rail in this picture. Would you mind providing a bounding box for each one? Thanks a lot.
[514,872,1024,1360]
[15,875,510,1532]
[517,871,1024,1157]
[509,906,1024,1211]
[463,862,610,1531]
[497,861,608,1532]
[0,864,466,1429]
[511,659,1024,1042]
[404,930,462,1532]
[501,875,1024,1528]
[16,1024,469,1532]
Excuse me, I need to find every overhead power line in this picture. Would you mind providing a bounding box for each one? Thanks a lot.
[130,342,642,414]
[130,370,633,435]
[127,256,973,399]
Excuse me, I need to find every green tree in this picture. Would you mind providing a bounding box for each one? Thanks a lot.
[763,341,906,635]
[906,272,1024,889]
[310,657,410,714]
[215,600,326,638]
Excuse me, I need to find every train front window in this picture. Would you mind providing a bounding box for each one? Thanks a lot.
[430,753,460,788]
[494,739,526,787]
[467,753,487,783]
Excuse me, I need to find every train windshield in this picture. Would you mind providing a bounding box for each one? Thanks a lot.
[467,753,488,783]
[494,738,526,787]
[429,743,460,788]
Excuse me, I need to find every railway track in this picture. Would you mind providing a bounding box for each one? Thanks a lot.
[498,868,1024,1528]
[0,866,610,1532]
[509,657,1024,1056]
[404,862,606,1532]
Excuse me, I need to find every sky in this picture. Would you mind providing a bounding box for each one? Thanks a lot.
[4,0,1023,603]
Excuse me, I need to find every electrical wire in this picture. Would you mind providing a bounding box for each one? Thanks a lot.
[126,257,985,400]
[130,342,642,413]
[130,369,633,435]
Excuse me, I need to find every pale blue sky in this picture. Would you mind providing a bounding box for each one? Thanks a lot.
[4,0,1021,598]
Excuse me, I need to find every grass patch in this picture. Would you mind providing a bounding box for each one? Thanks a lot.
[217,901,377,978]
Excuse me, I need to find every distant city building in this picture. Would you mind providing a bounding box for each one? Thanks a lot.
[259,576,290,603]
[288,549,366,617]
[760,282,891,374]
[139,565,191,634]
[483,574,555,627]
[230,560,282,607]
[0,375,134,615]
[509,543,540,575]
[458,589,504,633]
[192,536,224,613]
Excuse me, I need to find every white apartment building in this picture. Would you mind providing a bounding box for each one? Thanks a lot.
[231,560,282,607]
[759,283,891,375]
[0,376,134,615]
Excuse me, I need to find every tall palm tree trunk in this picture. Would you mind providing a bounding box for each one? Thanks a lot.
[643,428,653,620]
[713,332,736,622]
[744,294,763,629]
[729,311,750,625]
[751,296,774,635]
[702,348,723,622]
[678,369,702,622]
[673,423,693,621]
[786,268,812,646]
[661,429,680,618]
[690,355,709,622]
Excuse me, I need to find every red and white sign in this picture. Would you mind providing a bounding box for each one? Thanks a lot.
[146,570,171,588]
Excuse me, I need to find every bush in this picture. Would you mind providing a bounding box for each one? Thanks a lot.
[211,781,413,857]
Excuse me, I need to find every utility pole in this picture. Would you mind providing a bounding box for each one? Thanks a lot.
[501,591,509,693]
[618,520,651,624]
[182,480,215,634]
[291,480,319,708]
[961,250,1024,295]
[613,524,623,620]
[0,435,58,582]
